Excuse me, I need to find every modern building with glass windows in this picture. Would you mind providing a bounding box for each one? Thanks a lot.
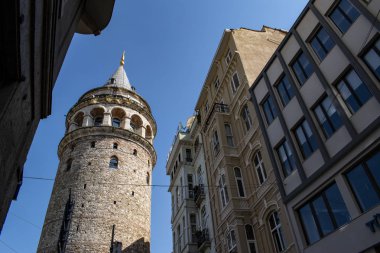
[249,0,380,252]
[192,27,297,253]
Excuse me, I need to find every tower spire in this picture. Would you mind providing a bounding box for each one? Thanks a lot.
[120,51,125,66]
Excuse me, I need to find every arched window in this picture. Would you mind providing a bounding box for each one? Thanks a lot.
[268,211,286,252]
[133,149,137,156]
[112,118,121,128]
[91,107,104,126]
[113,143,118,149]
[146,172,150,185]
[111,108,125,128]
[245,224,257,253]
[130,115,143,131]
[73,112,84,127]
[109,156,118,169]
[234,167,245,197]
[253,151,267,184]
[227,229,237,253]
[241,104,253,131]
[146,125,152,139]
[94,116,103,126]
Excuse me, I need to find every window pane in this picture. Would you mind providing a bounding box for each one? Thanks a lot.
[337,81,361,113]
[312,196,334,236]
[330,0,359,33]
[299,53,314,80]
[347,164,380,211]
[293,61,306,84]
[245,225,255,240]
[366,152,380,187]
[340,0,360,22]
[299,204,320,244]
[346,70,372,105]
[277,76,294,106]
[364,48,380,79]
[318,28,335,53]
[325,184,351,227]
[322,97,342,131]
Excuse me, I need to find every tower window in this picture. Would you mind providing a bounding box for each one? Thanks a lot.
[146,172,150,185]
[110,78,116,84]
[113,143,118,149]
[66,159,73,171]
[109,156,118,169]
[133,149,137,156]
[84,184,87,189]
[132,191,135,196]
[94,116,103,126]
[112,118,121,128]
[91,141,96,148]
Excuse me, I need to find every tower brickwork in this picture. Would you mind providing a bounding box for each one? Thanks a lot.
[38,54,156,253]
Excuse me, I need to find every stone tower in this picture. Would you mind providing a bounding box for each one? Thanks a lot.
[37,53,157,253]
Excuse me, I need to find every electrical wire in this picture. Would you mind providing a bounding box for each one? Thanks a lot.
[9,212,41,230]
[0,239,19,253]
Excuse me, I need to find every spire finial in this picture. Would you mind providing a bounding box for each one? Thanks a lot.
[120,51,125,66]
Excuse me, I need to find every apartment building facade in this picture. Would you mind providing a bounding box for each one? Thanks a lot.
[194,27,297,253]
[249,0,380,252]
[167,116,216,253]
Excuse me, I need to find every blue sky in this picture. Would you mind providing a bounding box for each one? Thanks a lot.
[0,1,308,252]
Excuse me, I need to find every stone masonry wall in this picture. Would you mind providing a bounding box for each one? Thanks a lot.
[38,133,153,253]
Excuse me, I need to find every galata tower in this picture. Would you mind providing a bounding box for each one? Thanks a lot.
[37,53,157,253]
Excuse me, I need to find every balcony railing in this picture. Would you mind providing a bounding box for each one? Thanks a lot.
[204,103,230,130]
[196,228,211,249]
[193,185,205,207]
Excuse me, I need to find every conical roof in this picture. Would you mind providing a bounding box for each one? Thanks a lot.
[105,52,132,90]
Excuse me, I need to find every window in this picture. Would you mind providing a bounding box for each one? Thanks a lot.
[91,141,96,148]
[310,27,336,61]
[212,130,220,156]
[177,225,181,253]
[133,149,137,156]
[329,0,360,33]
[269,211,286,252]
[298,183,350,244]
[176,186,179,211]
[112,118,121,128]
[187,174,194,199]
[241,105,253,131]
[245,225,257,253]
[214,77,220,89]
[277,75,294,106]
[113,143,118,149]
[146,172,150,185]
[182,216,185,249]
[254,152,267,184]
[337,70,372,114]
[292,52,314,85]
[314,96,343,138]
[225,48,233,65]
[201,205,207,228]
[276,140,296,177]
[363,38,380,80]
[219,173,229,207]
[234,167,245,197]
[227,230,237,253]
[262,95,277,125]
[190,214,197,243]
[186,149,192,162]
[224,123,234,147]
[346,151,380,212]
[205,101,209,114]
[231,72,240,93]
[94,116,103,126]
[294,120,318,159]
[109,156,118,169]
[66,159,72,171]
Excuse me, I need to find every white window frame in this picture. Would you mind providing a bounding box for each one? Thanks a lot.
[241,105,253,131]
[211,130,220,156]
[245,224,258,253]
[227,229,237,252]
[231,72,240,94]
[234,167,246,197]
[269,211,286,252]
[219,173,229,207]
[254,152,268,185]
[224,123,234,147]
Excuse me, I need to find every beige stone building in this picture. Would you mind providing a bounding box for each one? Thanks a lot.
[0,0,116,232]
[38,54,157,253]
[249,0,380,252]
[192,27,297,253]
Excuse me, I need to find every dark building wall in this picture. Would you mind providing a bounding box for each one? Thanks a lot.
[0,0,115,232]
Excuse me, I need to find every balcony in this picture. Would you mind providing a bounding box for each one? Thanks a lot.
[193,185,205,207]
[196,228,211,251]
[203,103,230,131]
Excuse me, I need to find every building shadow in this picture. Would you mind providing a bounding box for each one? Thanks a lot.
[121,238,150,253]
